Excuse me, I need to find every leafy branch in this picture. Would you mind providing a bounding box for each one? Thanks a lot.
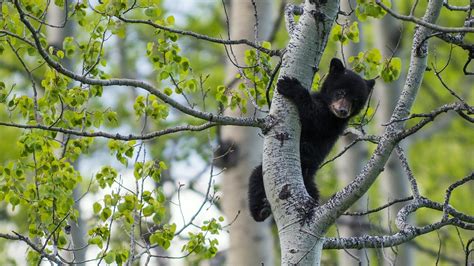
[11,0,266,130]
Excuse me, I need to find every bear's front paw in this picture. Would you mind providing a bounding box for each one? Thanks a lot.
[254,199,271,222]
[276,76,301,97]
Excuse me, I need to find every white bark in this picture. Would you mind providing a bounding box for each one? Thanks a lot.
[263,1,340,264]
[220,0,274,265]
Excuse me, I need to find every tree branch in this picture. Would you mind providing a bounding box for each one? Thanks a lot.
[395,145,421,198]
[325,196,474,249]
[12,0,266,129]
[442,0,470,11]
[116,16,281,57]
[0,232,64,264]
[442,172,474,221]
[0,120,219,140]
[399,102,473,139]
[342,196,414,216]
[376,0,474,33]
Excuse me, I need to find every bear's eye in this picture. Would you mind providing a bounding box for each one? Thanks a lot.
[335,91,345,98]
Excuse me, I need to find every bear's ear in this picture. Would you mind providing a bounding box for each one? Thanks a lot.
[329,58,345,74]
[366,79,376,90]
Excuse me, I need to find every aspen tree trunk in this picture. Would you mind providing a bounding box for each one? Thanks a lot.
[220,0,274,265]
[263,1,340,264]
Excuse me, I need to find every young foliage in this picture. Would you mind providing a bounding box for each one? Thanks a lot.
[349,49,402,81]
[355,0,390,21]
[331,22,360,45]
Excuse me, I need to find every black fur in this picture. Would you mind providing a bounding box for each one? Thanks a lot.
[248,58,375,222]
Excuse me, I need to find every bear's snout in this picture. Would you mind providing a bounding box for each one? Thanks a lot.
[330,98,351,118]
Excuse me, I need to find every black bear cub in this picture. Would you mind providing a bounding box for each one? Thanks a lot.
[248,58,375,222]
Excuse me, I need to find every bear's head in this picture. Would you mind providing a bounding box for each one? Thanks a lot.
[320,58,375,119]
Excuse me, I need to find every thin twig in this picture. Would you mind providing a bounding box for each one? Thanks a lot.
[376,0,474,33]
[343,196,414,216]
[395,145,420,199]
[116,16,281,57]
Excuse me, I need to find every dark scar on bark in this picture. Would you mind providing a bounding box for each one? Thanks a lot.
[313,65,319,73]
[296,198,317,226]
[262,114,278,135]
[278,184,291,200]
[275,132,290,147]
[311,9,326,22]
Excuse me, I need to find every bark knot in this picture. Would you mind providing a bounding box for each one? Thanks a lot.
[296,197,317,226]
[278,184,291,200]
[274,131,291,147]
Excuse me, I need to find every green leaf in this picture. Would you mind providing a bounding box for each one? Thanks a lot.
[88,236,103,248]
[381,57,402,82]
[101,207,112,221]
[261,41,271,49]
[93,202,102,214]
[166,15,175,25]
[143,205,154,217]
[104,252,116,264]
[145,7,161,17]
[159,161,167,170]
[9,194,20,206]
[164,87,173,96]
[57,50,64,59]
[159,71,169,80]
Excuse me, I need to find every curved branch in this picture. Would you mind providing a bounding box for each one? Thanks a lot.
[342,196,414,216]
[442,172,474,221]
[399,102,473,139]
[116,16,281,57]
[325,197,474,249]
[442,1,470,11]
[0,30,36,47]
[395,145,421,198]
[323,219,452,249]
[385,102,469,125]
[0,232,65,264]
[0,121,218,140]
[376,0,474,33]
[396,197,474,231]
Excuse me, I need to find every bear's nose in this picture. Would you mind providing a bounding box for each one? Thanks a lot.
[338,109,349,117]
